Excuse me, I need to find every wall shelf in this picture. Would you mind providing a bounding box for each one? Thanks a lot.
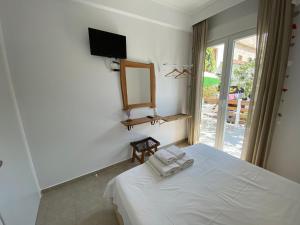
[161,113,192,122]
[120,113,191,131]
[121,116,161,130]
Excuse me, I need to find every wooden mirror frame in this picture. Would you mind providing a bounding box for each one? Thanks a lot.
[120,59,156,110]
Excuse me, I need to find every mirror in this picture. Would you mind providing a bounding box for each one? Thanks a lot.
[120,60,156,110]
[126,67,151,104]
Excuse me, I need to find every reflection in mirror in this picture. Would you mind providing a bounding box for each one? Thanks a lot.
[126,68,151,105]
[120,60,156,110]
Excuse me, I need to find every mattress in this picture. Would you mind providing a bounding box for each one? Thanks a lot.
[104,144,300,225]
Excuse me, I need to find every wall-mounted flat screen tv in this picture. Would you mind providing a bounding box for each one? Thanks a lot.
[88,28,127,59]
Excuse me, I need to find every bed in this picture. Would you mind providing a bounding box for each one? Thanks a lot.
[104,144,300,225]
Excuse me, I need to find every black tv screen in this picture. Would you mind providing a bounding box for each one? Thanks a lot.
[88,28,127,59]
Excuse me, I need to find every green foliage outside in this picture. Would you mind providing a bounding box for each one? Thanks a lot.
[205,48,217,73]
[232,58,255,98]
[202,77,220,99]
[203,44,256,100]
[203,77,220,88]
[203,85,219,99]
[203,48,219,99]
[203,57,255,99]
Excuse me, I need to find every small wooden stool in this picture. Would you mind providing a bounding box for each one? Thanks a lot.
[130,137,160,164]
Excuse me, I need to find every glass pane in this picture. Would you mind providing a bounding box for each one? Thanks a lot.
[126,67,151,104]
[199,44,225,147]
[223,35,256,158]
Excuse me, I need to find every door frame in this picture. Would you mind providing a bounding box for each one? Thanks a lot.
[205,28,256,151]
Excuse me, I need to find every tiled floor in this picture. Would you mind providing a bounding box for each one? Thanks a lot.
[36,160,139,225]
[36,142,188,225]
[200,116,245,158]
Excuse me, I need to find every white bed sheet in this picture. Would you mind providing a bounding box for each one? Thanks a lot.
[104,144,300,225]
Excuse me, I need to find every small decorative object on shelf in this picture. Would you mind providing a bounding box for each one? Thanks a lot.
[153,108,158,117]
[147,116,160,125]
[125,109,132,122]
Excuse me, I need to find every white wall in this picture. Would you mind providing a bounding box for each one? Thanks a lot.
[0,0,191,189]
[0,21,40,225]
[192,0,246,25]
[207,0,258,42]
[267,6,300,183]
[73,0,192,31]
[75,0,248,30]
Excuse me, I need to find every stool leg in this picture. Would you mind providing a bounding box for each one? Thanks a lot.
[148,149,154,155]
[141,151,145,164]
[131,147,135,163]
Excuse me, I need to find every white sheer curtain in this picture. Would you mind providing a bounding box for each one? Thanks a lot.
[188,20,208,145]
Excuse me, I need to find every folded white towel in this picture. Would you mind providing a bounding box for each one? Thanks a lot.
[148,155,180,177]
[176,155,194,170]
[154,149,177,165]
[145,161,161,177]
[166,145,186,159]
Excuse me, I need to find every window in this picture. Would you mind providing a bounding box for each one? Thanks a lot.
[200,30,257,158]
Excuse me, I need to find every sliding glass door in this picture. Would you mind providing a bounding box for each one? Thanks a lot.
[199,43,225,147]
[200,30,257,158]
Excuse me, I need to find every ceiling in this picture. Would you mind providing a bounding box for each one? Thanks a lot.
[149,0,217,15]
[73,0,246,31]
[150,0,247,24]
